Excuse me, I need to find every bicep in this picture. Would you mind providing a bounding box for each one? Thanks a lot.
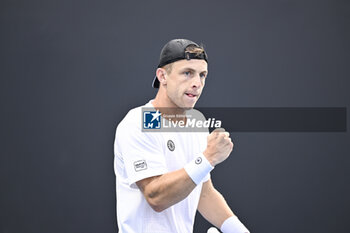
[136,175,160,194]
[135,169,197,212]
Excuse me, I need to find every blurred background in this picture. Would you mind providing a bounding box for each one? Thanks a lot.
[1,0,349,232]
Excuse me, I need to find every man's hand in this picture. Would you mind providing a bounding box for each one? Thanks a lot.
[203,128,233,166]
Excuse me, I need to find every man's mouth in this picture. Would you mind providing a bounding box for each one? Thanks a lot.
[185,93,198,98]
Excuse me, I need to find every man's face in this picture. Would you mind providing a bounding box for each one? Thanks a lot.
[164,59,208,109]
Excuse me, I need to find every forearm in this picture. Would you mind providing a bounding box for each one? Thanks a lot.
[198,180,250,233]
[198,180,234,228]
[137,168,196,212]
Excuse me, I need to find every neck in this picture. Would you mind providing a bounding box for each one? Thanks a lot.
[152,89,186,122]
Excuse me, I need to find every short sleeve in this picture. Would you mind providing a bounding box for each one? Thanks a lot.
[115,122,168,188]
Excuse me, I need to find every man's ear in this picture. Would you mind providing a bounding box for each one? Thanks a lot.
[156,68,167,86]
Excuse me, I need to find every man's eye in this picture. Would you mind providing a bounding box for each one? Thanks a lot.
[200,73,207,78]
[184,71,191,76]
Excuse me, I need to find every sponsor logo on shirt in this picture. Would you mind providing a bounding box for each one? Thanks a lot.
[134,160,147,172]
[167,140,175,151]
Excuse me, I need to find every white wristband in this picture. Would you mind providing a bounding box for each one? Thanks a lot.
[184,153,214,185]
[221,216,250,233]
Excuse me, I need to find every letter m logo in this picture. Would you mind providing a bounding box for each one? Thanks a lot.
[143,111,161,129]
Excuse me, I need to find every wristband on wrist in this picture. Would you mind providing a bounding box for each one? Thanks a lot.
[220,216,250,233]
[184,153,214,185]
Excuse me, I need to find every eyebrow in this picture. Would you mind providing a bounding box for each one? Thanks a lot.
[180,67,208,74]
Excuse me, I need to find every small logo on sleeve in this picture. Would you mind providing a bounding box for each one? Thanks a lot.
[134,160,147,172]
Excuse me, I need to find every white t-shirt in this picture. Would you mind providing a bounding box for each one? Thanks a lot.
[114,100,210,233]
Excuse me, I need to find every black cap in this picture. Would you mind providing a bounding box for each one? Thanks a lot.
[152,39,208,88]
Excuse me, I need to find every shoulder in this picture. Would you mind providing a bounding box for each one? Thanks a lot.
[116,104,148,135]
[116,100,155,132]
[115,104,161,145]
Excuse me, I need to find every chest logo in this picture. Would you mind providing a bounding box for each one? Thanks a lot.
[167,140,175,151]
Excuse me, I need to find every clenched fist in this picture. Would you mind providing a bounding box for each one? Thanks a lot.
[203,128,234,166]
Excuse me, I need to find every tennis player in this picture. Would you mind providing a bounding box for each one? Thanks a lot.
[114,39,249,233]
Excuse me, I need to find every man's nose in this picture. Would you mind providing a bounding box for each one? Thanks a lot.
[191,74,202,88]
